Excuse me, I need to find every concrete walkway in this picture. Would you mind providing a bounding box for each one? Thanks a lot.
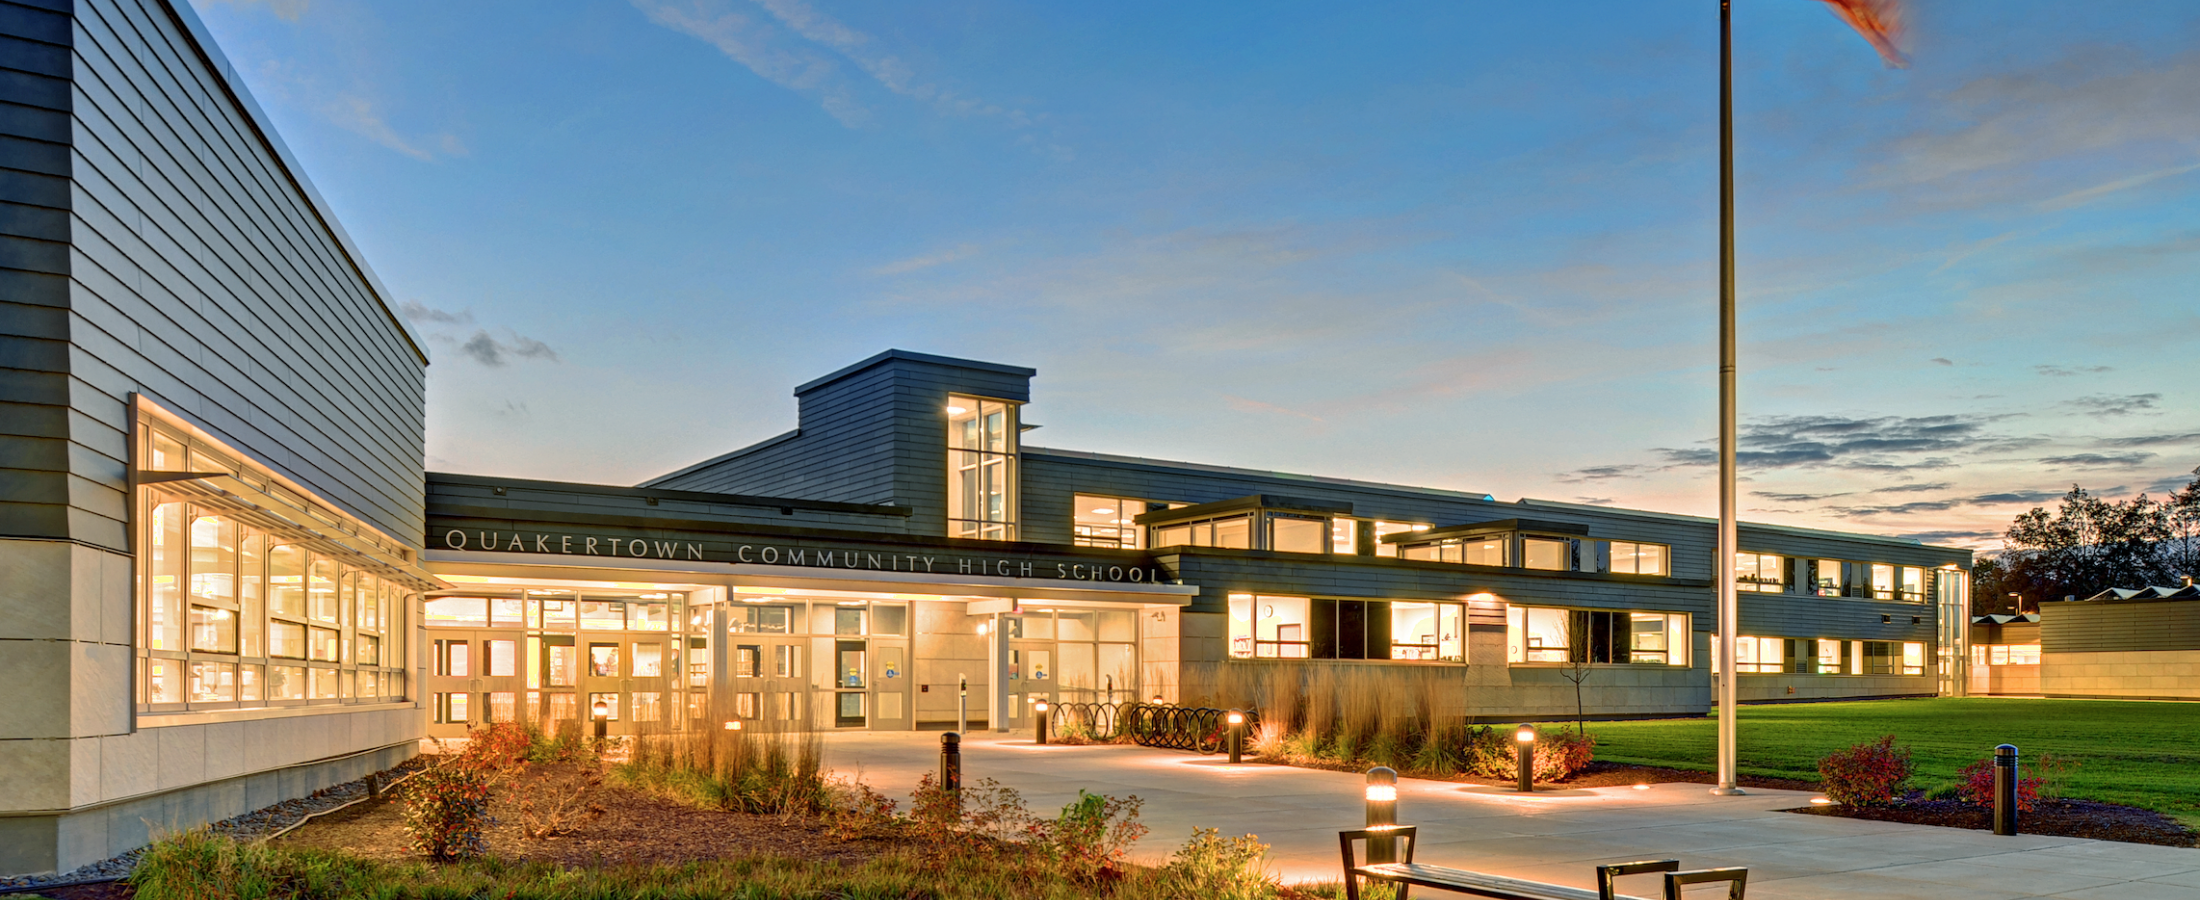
[816,730,2200,900]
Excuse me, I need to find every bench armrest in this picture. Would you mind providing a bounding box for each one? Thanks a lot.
[1664,867,1748,900]
[1338,827,1420,900]
[1598,860,1680,900]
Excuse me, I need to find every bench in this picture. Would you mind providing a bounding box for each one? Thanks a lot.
[1340,827,1748,900]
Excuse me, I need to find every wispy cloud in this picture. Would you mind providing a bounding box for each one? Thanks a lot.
[2039,452,2154,468]
[1873,482,1952,494]
[399,300,473,325]
[204,0,311,22]
[1656,413,2018,471]
[2038,159,2200,211]
[2062,393,2161,418]
[249,59,465,160]
[453,330,562,367]
[630,0,868,127]
[875,243,980,275]
[1558,463,1651,483]
[2034,364,2113,377]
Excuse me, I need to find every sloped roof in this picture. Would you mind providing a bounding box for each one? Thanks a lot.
[2079,585,2200,602]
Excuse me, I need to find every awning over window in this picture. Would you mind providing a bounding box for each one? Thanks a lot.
[141,472,445,592]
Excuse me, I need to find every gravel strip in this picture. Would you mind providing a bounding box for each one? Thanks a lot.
[0,758,426,890]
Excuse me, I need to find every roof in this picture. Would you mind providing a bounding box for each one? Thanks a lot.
[1972,612,2040,625]
[793,349,1035,396]
[2079,585,2200,602]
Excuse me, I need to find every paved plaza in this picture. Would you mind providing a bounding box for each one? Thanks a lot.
[817,730,2200,900]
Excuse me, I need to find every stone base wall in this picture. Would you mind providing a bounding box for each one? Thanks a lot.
[0,739,417,877]
[1737,673,1936,703]
[2041,650,2200,699]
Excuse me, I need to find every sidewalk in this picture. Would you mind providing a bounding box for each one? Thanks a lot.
[816,730,2200,900]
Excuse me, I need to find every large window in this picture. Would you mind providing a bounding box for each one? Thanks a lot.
[1713,637,1927,676]
[1073,495,1163,549]
[1268,514,1329,553]
[1152,514,1254,549]
[1506,607,1689,666]
[947,396,1018,541]
[138,411,414,713]
[1522,537,1575,571]
[1399,535,1506,565]
[1735,552,1786,592]
[1228,594,1466,662]
[1606,541,1670,576]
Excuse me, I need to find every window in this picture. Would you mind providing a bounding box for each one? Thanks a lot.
[1507,607,1690,666]
[1073,494,1168,549]
[581,601,625,630]
[1898,567,1925,603]
[632,643,663,677]
[1606,541,1669,576]
[1268,515,1329,553]
[1151,515,1254,550]
[1522,537,1574,571]
[1980,644,2041,666]
[424,597,489,628]
[628,601,670,631]
[1399,536,1506,566]
[1229,594,1468,662]
[588,643,620,677]
[1731,636,1784,673]
[487,692,516,723]
[1735,552,1785,592]
[1856,641,1927,675]
[1810,559,1844,597]
[1871,564,1896,600]
[1387,602,1465,661]
[731,605,795,634]
[486,640,517,677]
[1228,594,1310,658]
[437,692,470,724]
[947,395,1018,541]
[137,410,417,714]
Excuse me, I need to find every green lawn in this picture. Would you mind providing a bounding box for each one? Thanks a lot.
[1548,697,2200,824]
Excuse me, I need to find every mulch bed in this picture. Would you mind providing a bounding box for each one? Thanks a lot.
[270,761,915,867]
[1787,795,2199,848]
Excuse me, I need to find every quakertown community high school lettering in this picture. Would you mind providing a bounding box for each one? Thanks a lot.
[437,530,1167,583]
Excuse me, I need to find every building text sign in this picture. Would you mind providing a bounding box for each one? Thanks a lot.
[436,529,1169,584]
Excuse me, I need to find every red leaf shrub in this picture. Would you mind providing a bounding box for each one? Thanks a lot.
[402,762,493,859]
[1462,727,1596,782]
[1818,735,1912,806]
[1958,759,2040,812]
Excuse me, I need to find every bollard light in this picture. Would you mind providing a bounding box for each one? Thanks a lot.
[1034,699,1051,745]
[591,698,611,741]
[1993,743,2020,836]
[1364,767,1399,864]
[1225,709,1245,765]
[723,720,742,731]
[1514,724,1536,793]
[940,732,963,814]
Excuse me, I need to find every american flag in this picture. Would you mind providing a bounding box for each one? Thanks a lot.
[1816,0,1908,68]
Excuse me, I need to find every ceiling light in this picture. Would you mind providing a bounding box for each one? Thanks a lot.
[1091,508,1114,515]
[946,405,967,414]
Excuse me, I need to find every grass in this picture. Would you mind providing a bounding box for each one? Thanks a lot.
[1560,697,2200,824]
[128,827,1350,900]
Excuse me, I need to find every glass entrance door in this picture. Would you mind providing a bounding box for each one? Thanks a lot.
[835,640,868,727]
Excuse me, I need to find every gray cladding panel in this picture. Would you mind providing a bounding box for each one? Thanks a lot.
[2044,600,2200,653]
[5,0,428,548]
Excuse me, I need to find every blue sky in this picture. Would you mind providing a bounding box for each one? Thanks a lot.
[193,0,2200,548]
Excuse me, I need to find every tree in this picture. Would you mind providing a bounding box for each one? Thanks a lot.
[1559,614,1592,737]
[1975,477,2191,608]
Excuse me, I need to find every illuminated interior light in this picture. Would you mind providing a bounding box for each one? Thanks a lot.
[946,405,968,414]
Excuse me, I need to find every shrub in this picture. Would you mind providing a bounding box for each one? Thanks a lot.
[1034,789,1148,885]
[400,761,493,859]
[1460,726,1595,782]
[1817,735,1912,806]
[1156,828,1275,900]
[131,830,279,900]
[1957,759,2041,812]
[452,721,533,777]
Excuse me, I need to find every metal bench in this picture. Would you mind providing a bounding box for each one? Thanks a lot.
[1340,827,1748,900]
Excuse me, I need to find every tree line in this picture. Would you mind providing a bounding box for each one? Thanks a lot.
[1971,468,2200,615]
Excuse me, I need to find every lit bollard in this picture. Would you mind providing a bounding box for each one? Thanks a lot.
[1993,743,2019,836]
[1365,766,1399,864]
[1034,699,1051,745]
[940,732,963,814]
[1515,724,1537,793]
[592,698,610,743]
[957,674,969,736]
[1226,709,1246,764]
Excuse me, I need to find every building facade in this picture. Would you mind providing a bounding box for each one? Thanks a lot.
[1969,585,2200,700]
[2,0,433,875]
[416,350,1974,742]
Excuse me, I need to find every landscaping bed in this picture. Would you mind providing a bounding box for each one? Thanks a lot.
[269,760,909,867]
[1788,796,2199,848]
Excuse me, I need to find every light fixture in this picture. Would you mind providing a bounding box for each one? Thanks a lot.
[1810,797,1832,805]
[977,622,990,636]
[724,720,742,731]
[946,405,968,415]
[1262,605,1275,619]
[1633,784,1650,791]
[1091,508,1115,515]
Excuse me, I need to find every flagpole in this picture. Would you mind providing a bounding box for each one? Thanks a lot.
[1713,0,1744,797]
